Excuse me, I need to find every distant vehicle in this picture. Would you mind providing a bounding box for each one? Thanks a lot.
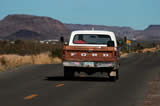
[62,30,120,81]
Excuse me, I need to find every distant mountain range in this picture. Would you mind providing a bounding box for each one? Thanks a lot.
[65,24,135,39]
[0,14,70,40]
[0,14,160,41]
[133,25,160,40]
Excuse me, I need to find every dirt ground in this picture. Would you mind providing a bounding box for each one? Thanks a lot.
[143,71,160,106]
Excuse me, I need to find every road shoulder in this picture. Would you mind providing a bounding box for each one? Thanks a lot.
[143,69,160,106]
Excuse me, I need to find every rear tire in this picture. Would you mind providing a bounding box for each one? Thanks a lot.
[64,67,74,79]
[116,70,119,80]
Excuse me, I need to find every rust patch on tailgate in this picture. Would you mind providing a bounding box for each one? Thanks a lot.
[63,46,118,62]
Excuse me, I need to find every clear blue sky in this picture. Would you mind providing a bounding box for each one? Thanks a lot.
[0,0,160,29]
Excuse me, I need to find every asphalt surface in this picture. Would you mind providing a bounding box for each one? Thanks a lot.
[1,52,160,106]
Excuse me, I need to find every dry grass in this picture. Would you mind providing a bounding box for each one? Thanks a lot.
[136,45,160,53]
[120,52,129,58]
[1,45,160,72]
[0,52,62,72]
[120,45,160,58]
[137,47,157,53]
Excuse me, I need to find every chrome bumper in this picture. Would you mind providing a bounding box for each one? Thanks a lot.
[63,61,118,68]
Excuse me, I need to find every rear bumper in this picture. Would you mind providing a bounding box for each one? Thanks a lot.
[63,61,119,69]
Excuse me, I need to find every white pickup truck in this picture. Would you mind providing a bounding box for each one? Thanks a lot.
[62,30,120,81]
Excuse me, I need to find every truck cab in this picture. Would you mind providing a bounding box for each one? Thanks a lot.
[62,30,120,81]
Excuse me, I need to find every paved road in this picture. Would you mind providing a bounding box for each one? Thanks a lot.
[1,52,160,106]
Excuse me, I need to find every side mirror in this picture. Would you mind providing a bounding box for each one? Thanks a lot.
[60,36,64,43]
[107,41,115,47]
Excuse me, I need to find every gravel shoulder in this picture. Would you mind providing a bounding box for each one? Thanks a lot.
[143,69,160,106]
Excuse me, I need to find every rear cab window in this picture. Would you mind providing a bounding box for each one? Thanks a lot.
[73,34,111,45]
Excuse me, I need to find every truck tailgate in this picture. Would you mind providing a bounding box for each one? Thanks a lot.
[62,46,117,62]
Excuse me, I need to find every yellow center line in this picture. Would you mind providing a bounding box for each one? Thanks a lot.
[24,94,38,100]
[56,84,64,87]
[80,75,85,77]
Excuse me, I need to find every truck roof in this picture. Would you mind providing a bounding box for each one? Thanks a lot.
[69,30,117,47]
[71,30,114,35]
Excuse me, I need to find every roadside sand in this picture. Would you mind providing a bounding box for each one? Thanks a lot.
[143,71,160,106]
[0,53,62,72]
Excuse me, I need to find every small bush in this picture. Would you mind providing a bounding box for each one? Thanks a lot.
[0,57,7,66]
[0,40,63,58]
[50,48,62,58]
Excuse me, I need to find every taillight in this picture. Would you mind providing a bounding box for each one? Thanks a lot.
[113,51,117,57]
[62,50,65,60]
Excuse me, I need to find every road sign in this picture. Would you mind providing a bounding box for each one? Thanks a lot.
[126,40,131,45]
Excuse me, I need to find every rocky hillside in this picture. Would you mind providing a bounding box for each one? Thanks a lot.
[65,24,135,39]
[65,24,160,41]
[0,14,160,41]
[134,25,160,40]
[0,14,70,40]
